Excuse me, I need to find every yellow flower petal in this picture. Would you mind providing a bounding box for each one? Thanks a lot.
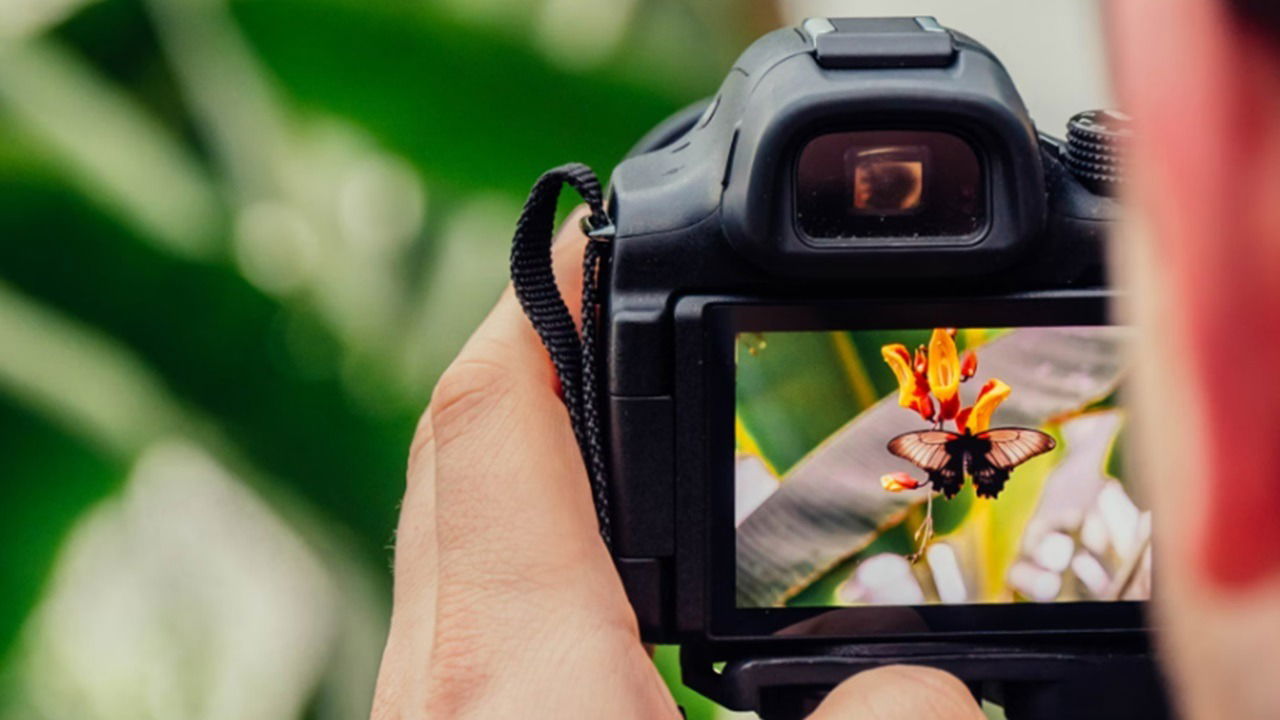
[965,379,1011,434]
[927,328,961,403]
[881,344,917,408]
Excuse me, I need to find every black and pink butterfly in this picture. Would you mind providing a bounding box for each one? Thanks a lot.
[886,428,1056,500]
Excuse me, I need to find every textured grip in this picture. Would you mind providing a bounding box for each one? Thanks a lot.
[1064,110,1131,195]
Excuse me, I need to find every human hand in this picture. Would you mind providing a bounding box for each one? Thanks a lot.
[369,208,985,719]
[1108,3,1280,719]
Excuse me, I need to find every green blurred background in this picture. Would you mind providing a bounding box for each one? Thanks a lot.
[0,1,1108,718]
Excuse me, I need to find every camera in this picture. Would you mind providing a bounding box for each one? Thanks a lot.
[514,16,1163,719]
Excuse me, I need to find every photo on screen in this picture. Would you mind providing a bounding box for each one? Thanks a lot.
[734,326,1150,609]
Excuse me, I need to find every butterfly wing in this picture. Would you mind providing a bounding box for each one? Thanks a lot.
[967,454,1010,499]
[969,428,1057,499]
[887,430,966,498]
[887,430,958,470]
[980,428,1057,469]
[931,453,966,499]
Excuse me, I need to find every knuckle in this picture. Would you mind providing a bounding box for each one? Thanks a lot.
[428,354,517,448]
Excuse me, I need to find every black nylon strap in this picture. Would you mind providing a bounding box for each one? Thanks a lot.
[510,163,613,547]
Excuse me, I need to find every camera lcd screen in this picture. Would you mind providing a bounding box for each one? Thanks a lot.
[734,325,1150,610]
[795,130,985,241]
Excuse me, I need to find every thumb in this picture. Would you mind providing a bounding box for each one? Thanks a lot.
[807,666,985,720]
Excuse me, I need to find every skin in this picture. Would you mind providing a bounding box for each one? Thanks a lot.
[374,4,1280,716]
[1110,2,1280,718]
[369,208,982,719]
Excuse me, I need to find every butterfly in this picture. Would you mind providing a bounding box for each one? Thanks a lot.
[886,428,1056,500]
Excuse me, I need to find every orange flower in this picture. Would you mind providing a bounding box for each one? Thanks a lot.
[927,328,961,403]
[881,472,922,492]
[965,379,1011,434]
[881,344,918,409]
[938,393,961,422]
[960,350,978,381]
[913,394,936,422]
[883,329,998,429]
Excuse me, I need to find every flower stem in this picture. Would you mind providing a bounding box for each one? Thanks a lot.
[911,491,936,563]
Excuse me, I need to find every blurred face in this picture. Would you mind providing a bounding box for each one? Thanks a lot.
[1109,2,1280,718]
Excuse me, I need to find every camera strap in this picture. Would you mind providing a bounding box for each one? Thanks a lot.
[509,163,614,548]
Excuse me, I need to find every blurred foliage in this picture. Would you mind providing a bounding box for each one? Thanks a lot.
[0,397,123,664]
[0,0,777,717]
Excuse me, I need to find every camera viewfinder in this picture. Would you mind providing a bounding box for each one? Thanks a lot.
[796,130,985,242]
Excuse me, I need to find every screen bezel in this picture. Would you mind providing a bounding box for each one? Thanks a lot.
[701,293,1147,641]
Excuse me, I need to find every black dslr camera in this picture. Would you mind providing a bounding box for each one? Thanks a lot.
[511,17,1163,720]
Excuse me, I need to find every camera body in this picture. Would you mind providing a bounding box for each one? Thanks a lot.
[596,17,1151,714]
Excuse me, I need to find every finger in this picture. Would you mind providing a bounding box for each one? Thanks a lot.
[431,204,611,604]
[806,666,985,720]
[374,207,594,718]
[371,412,439,718]
[426,207,661,710]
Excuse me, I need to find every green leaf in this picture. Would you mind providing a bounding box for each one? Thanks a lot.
[0,395,124,669]
[736,332,877,474]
